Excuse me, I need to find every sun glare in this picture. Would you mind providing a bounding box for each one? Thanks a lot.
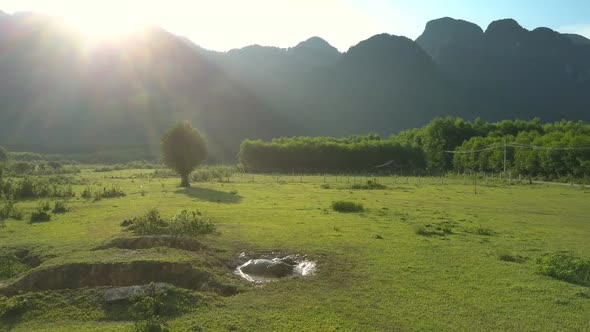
[60,2,148,39]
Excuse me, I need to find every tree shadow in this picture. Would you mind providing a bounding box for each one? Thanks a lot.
[174,187,242,204]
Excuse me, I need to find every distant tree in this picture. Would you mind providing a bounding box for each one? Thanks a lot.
[0,146,6,179]
[0,146,7,164]
[161,122,207,187]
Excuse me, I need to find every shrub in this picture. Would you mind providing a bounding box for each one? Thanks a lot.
[81,186,126,200]
[52,201,69,214]
[30,209,51,223]
[124,209,216,237]
[81,186,93,199]
[5,177,75,199]
[130,283,174,332]
[169,210,215,236]
[351,179,386,190]
[99,186,126,199]
[331,201,364,213]
[536,252,590,285]
[191,165,235,182]
[128,209,168,236]
[0,196,23,221]
[40,201,51,212]
[152,169,177,178]
[14,177,35,198]
[10,162,33,175]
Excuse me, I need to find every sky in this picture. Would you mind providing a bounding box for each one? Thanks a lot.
[1,0,589,51]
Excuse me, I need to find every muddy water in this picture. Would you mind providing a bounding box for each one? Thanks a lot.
[234,254,316,283]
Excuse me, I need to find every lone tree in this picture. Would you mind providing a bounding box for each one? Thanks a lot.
[161,122,207,187]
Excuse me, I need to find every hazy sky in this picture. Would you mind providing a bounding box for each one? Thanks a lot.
[1,0,589,51]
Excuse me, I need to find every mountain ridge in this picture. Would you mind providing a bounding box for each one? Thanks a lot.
[0,11,588,161]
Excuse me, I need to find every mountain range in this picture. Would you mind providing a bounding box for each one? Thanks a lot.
[0,11,589,161]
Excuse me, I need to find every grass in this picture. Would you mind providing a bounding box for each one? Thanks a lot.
[0,170,589,331]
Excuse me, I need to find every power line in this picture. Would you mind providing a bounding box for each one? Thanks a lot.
[445,143,590,154]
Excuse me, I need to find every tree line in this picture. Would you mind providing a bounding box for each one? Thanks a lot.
[240,118,590,177]
[239,135,424,173]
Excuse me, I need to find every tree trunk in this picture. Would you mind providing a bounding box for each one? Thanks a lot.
[180,173,190,187]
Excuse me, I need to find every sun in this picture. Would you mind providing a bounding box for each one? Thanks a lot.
[60,2,148,40]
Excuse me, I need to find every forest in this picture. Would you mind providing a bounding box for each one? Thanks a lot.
[240,118,590,179]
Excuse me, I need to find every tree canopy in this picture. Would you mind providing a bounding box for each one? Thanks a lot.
[161,122,207,187]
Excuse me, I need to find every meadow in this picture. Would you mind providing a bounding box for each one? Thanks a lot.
[1,168,589,331]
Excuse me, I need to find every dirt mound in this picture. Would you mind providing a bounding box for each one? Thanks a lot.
[0,261,238,297]
[94,236,206,252]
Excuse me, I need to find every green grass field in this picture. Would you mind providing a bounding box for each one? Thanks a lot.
[1,170,589,331]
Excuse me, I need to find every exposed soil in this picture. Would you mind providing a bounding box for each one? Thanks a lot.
[94,236,206,252]
[0,261,238,297]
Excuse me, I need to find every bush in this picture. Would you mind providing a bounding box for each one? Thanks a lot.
[52,201,69,214]
[10,162,33,175]
[81,186,93,199]
[81,186,126,200]
[3,177,75,199]
[536,252,590,285]
[130,283,172,332]
[0,253,27,279]
[331,201,364,213]
[124,209,216,237]
[191,165,235,182]
[169,210,215,236]
[0,196,23,221]
[30,209,51,223]
[99,186,126,199]
[128,209,168,236]
[40,201,51,212]
[351,179,386,190]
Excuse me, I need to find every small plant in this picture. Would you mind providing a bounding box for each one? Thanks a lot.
[473,227,496,236]
[320,183,331,189]
[536,251,590,285]
[415,224,447,236]
[331,200,364,213]
[498,252,526,263]
[351,179,386,190]
[30,209,51,223]
[415,225,434,236]
[52,201,69,214]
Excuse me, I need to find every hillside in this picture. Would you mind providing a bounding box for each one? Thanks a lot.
[0,12,589,161]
